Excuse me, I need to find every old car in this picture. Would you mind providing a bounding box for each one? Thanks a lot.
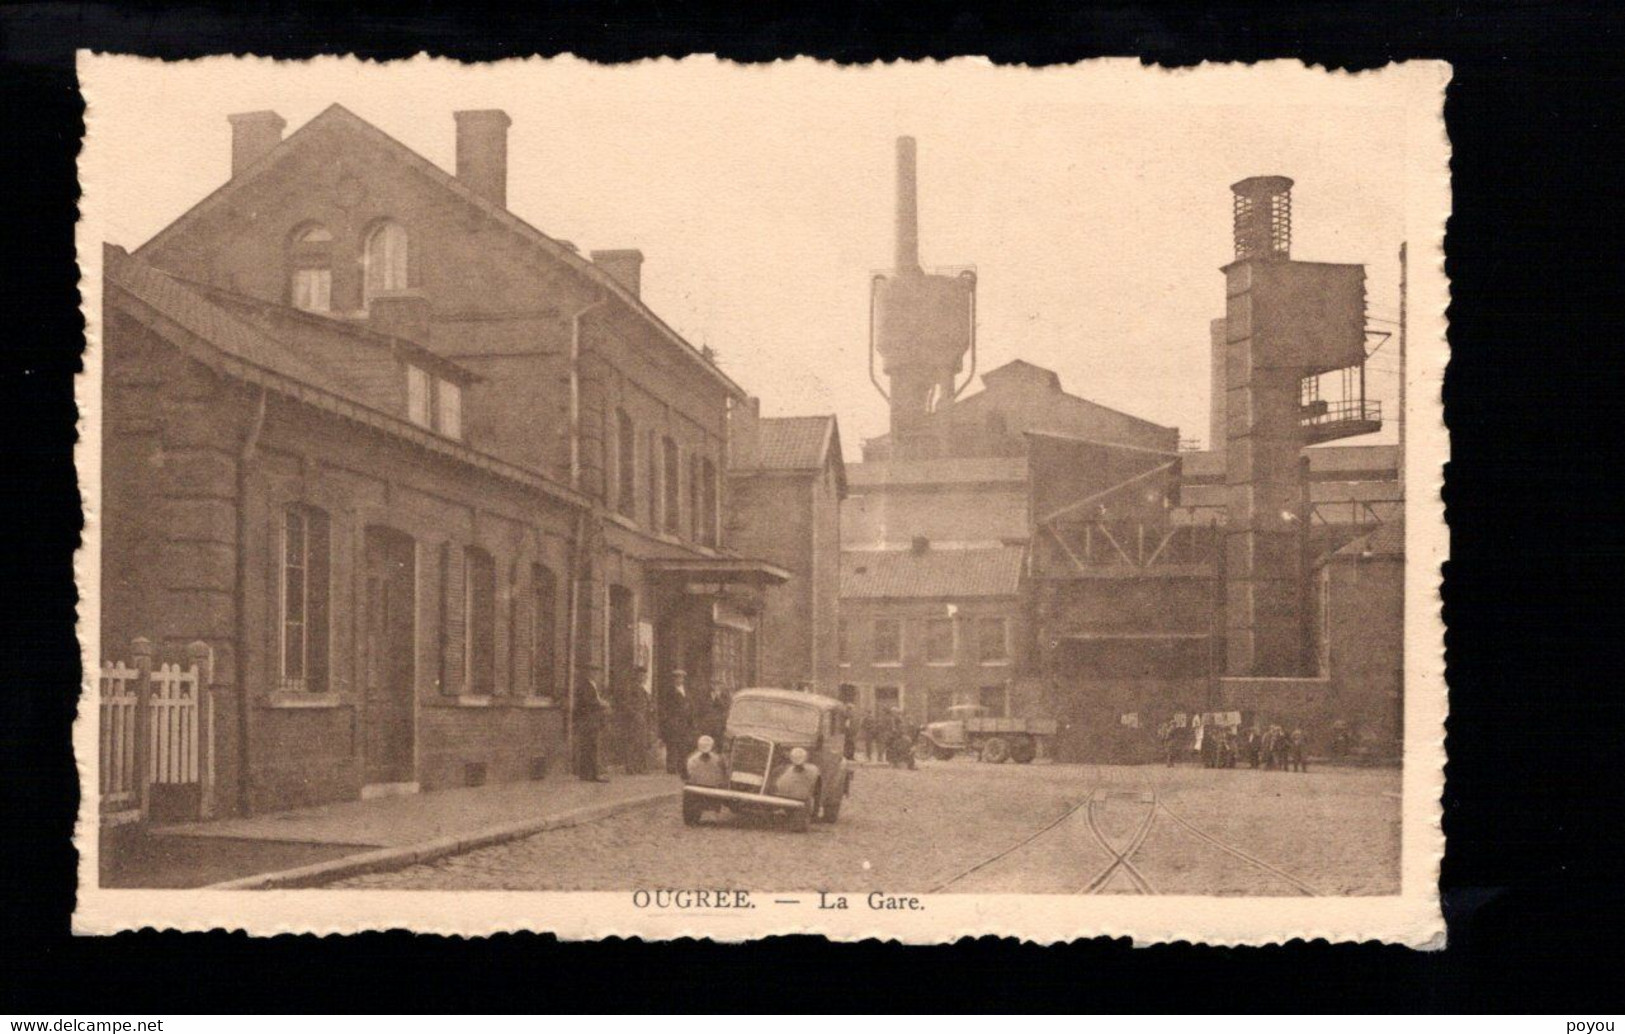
[912,703,1058,764]
[681,688,851,832]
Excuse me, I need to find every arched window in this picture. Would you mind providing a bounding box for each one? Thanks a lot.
[363,220,408,305]
[288,223,333,313]
[531,564,558,699]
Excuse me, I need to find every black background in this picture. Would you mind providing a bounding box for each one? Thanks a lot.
[3,0,1624,1014]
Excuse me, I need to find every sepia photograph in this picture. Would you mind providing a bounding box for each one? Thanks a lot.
[74,55,1449,943]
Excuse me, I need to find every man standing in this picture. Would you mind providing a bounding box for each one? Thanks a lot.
[859,711,875,762]
[1288,727,1308,773]
[660,670,692,775]
[574,675,610,783]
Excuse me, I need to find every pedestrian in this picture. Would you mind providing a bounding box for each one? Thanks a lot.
[659,670,692,775]
[1191,715,1206,767]
[1159,720,1175,768]
[573,674,610,783]
[842,705,857,761]
[1245,725,1262,769]
[1289,727,1308,773]
[859,712,875,762]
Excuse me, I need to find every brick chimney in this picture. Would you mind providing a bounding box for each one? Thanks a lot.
[453,110,512,208]
[368,291,432,346]
[591,249,645,298]
[729,396,762,469]
[227,111,286,178]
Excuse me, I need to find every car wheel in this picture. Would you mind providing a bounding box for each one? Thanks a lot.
[1010,736,1036,764]
[682,794,703,826]
[982,737,1010,764]
[911,740,936,763]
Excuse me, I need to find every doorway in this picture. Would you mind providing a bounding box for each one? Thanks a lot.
[362,526,416,790]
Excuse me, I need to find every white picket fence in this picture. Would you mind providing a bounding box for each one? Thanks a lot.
[99,638,213,822]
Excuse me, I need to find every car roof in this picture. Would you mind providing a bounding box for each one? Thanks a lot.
[733,687,845,711]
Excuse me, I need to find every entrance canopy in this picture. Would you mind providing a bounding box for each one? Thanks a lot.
[644,556,790,589]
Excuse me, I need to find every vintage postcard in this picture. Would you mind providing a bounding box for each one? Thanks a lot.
[74,54,1449,945]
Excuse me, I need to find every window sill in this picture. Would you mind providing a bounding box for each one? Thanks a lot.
[518,697,559,709]
[979,660,1012,667]
[266,692,348,709]
[449,694,494,707]
[870,661,903,669]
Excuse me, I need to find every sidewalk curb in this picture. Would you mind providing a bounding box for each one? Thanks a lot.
[205,788,679,890]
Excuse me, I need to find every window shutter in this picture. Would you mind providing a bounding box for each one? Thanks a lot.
[306,510,331,693]
[440,541,466,695]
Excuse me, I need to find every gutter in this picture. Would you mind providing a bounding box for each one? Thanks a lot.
[235,385,268,817]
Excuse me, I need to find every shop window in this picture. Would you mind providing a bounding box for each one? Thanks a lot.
[279,505,331,693]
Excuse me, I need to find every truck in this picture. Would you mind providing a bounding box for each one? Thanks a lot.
[912,704,1059,764]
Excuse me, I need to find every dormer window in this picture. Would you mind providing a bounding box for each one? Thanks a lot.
[363,220,408,306]
[406,363,462,440]
[289,223,333,313]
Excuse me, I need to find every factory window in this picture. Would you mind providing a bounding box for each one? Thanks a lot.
[405,366,461,440]
[662,437,680,535]
[288,224,333,313]
[873,618,902,665]
[363,220,408,306]
[531,564,558,700]
[615,409,636,518]
[925,618,956,665]
[279,505,331,694]
[976,616,1010,665]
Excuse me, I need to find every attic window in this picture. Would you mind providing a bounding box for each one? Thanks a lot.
[289,223,333,313]
[363,221,409,306]
[406,364,462,440]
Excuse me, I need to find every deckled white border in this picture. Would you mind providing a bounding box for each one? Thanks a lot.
[72,54,1450,945]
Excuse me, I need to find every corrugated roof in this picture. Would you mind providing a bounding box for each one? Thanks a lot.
[841,545,1025,599]
[848,456,1028,488]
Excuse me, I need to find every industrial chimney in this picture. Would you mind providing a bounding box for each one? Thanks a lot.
[894,136,921,274]
[227,111,286,178]
[590,249,645,298]
[453,110,512,208]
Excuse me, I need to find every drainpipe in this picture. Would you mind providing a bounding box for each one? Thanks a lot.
[235,385,268,817]
[569,294,609,492]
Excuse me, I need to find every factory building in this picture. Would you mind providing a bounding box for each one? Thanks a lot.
[842,138,1404,761]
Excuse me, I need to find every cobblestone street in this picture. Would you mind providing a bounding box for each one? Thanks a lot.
[331,760,1400,896]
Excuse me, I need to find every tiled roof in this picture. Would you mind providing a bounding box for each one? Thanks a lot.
[841,545,1025,599]
[749,416,835,471]
[848,457,1028,488]
[1329,519,1404,559]
[107,249,359,395]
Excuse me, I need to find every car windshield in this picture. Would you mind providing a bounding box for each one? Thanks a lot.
[729,698,822,737]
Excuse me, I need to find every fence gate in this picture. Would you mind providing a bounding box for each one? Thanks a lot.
[99,638,214,824]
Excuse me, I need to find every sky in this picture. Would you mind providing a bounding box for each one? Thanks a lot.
[81,56,1424,458]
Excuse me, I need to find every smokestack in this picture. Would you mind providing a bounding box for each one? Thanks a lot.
[227,111,286,178]
[454,110,512,208]
[895,136,921,273]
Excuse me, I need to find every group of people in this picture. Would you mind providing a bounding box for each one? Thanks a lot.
[1158,717,1310,772]
[571,670,732,783]
[853,707,918,769]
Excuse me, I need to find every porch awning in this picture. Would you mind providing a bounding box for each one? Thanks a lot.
[644,556,791,588]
